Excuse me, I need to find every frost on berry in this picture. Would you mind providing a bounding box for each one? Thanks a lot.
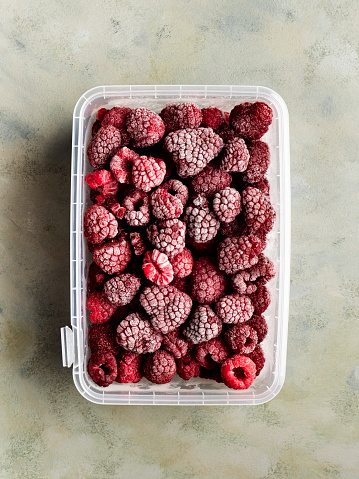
[116,351,142,383]
[131,156,166,192]
[221,354,257,389]
[143,350,176,384]
[219,138,250,173]
[242,187,276,235]
[101,106,132,146]
[162,330,189,359]
[87,292,117,324]
[212,187,241,223]
[189,257,226,304]
[93,236,132,275]
[246,315,268,344]
[122,189,151,227]
[231,254,275,294]
[116,312,162,354]
[142,249,174,286]
[147,219,186,259]
[229,102,273,141]
[194,337,229,369]
[217,235,264,275]
[160,103,202,132]
[170,248,194,278]
[103,273,141,306]
[224,324,258,354]
[189,165,231,198]
[215,294,254,324]
[84,205,118,245]
[85,170,119,197]
[183,194,220,244]
[89,323,121,356]
[126,108,165,148]
[88,351,118,387]
[242,141,270,183]
[201,107,226,130]
[164,127,223,178]
[87,125,122,168]
[150,187,183,220]
[182,305,222,344]
[161,179,189,206]
[140,284,192,334]
[110,147,140,184]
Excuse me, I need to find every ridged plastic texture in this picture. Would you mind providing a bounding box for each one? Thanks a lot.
[62,85,290,405]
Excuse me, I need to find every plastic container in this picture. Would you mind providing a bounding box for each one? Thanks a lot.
[61,85,290,405]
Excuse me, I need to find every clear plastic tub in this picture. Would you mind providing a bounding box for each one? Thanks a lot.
[61,85,290,405]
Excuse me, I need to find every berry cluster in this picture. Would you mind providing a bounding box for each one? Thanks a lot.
[85,102,275,390]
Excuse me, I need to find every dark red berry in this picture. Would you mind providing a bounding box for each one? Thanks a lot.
[110,147,139,184]
[87,350,117,387]
[229,102,273,141]
[219,138,250,173]
[126,108,165,148]
[242,141,270,183]
[250,285,271,314]
[87,292,117,324]
[224,324,258,354]
[194,337,229,369]
[162,330,189,359]
[147,219,186,259]
[129,231,147,256]
[88,323,121,355]
[217,235,264,274]
[87,125,122,168]
[176,351,201,380]
[101,106,132,146]
[116,351,142,383]
[246,315,268,343]
[201,107,226,130]
[143,350,176,384]
[245,345,265,376]
[190,165,231,198]
[93,236,132,275]
[85,169,119,197]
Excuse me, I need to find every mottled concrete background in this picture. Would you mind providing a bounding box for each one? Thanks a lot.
[0,0,358,477]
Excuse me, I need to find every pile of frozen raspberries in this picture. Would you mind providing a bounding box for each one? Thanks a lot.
[85,101,276,390]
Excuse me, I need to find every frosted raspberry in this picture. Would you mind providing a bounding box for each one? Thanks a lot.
[246,315,268,344]
[189,165,231,198]
[109,202,126,220]
[110,147,140,184]
[242,187,276,235]
[201,107,226,130]
[122,189,150,227]
[194,337,229,369]
[150,187,183,220]
[87,292,117,324]
[96,108,108,121]
[217,235,264,274]
[131,156,166,192]
[87,262,105,294]
[183,195,220,243]
[183,305,222,344]
[220,138,250,173]
[221,354,256,389]
[101,106,132,145]
[162,330,188,359]
[189,257,226,304]
[147,219,186,259]
[143,350,176,384]
[103,273,141,306]
[140,285,192,334]
[215,294,254,324]
[88,351,117,387]
[85,170,118,197]
[246,178,270,196]
[231,273,257,295]
[87,125,122,168]
[161,103,202,132]
[216,122,236,143]
[250,285,271,314]
[232,254,275,294]
[212,187,241,223]
[93,236,132,275]
[126,108,165,148]
[161,179,189,206]
[170,248,194,278]
[89,323,121,356]
[129,231,147,256]
[242,141,270,183]
[164,127,223,178]
[84,205,118,245]
[116,351,142,383]
[246,345,265,376]
[230,102,273,140]
[116,312,162,354]
[142,249,174,286]
[224,324,258,354]
[176,351,201,380]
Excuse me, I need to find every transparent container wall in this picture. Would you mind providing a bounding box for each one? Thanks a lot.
[69,85,290,405]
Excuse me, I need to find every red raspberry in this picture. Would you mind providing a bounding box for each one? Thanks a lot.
[87,125,122,168]
[85,170,118,197]
[242,141,270,183]
[221,354,256,389]
[101,106,132,146]
[217,235,264,274]
[88,351,117,387]
[215,294,254,324]
[224,324,258,354]
[103,273,141,306]
[250,285,271,314]
[88,323,121,356]
[182,305,222,344]
[212,187,241,223]
[189,165,231,198]
[232,254,275,294]
[216,122,236,143]
[162,330,188,359]
[147,219,186,259]
[87,292,117,324]
[164,127,223,178]
[242,187,276,235]
[129,231,147,256]
[131,156,166,192]
[84,205,118,245]
[161,179,189,206]
[116,351,142,383]
[229,102,273,141]
[142,249,174,286]
[201,107,226,130]
[87,262,105,294]
[220,138,250,173]
[126,108,165,148]
[150,187,183,220]
[176,351,201,380]
[194,337,229,369]
[116,312,162,354]
[161,103,202,132]
[183,195,220,244]
[190,257,227,304]
[96,108,108,121]
[140,285,192,334]
[246,345,265,376]
[246,315,268,344]
[143,350,176,384]
[93,236,132,275]
[110,147,140,184]
[122,189,150,227]
[170,248,194,278]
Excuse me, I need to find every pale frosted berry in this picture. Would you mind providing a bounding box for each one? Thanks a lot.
[212,187,241,223]
[116,312,162,354]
